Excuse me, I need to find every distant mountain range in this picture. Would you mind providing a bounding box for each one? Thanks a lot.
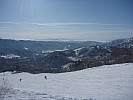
[0,37,133,73]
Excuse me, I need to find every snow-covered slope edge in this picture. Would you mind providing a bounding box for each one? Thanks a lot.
[0,63,133,100]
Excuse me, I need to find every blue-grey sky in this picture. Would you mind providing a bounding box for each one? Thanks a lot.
[0,0,133,41]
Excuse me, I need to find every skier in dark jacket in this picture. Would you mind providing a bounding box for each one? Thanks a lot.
[45,75,47,80]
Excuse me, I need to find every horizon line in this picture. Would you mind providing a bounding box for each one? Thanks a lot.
[1,36,133,43]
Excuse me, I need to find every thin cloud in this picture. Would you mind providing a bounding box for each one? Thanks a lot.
[0,21,133,41]
[0,22,133,27]
[0,27,9,29]
[27,22,133,27]
[0,27,11,30]
[0,22,20,24]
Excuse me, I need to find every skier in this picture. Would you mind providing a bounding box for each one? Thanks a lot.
[45,75,47,80]
[20,78,22,81]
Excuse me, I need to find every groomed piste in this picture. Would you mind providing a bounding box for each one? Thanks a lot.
[0,63,133,100]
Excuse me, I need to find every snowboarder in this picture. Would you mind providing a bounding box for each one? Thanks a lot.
[45,75,47,80]
[20,78,22,81]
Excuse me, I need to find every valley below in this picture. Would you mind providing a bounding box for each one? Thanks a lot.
[0,37,133,73]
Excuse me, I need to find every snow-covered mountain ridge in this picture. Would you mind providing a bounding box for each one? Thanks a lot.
[0,37,133,73]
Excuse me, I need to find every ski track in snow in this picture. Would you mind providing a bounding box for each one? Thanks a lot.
[0,63,133,100]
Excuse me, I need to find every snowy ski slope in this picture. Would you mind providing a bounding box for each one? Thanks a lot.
[0,63,133,100]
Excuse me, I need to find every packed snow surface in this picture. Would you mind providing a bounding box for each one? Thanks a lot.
[0,63,133,100]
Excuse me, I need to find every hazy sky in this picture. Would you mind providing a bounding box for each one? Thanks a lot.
[0,0,133,41]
